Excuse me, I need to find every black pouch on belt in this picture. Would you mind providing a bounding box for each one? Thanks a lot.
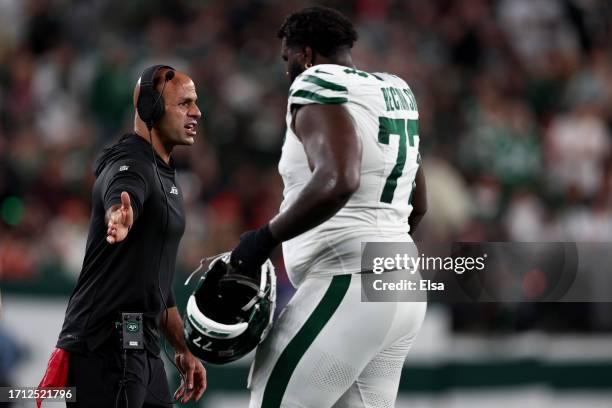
[114,312,144,350]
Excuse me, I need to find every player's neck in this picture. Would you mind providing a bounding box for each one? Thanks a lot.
[321,53,355,69]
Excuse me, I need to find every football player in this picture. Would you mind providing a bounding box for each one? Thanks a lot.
[230,6,427,407]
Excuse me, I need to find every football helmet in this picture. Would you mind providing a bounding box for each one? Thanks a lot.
[183,252,276,364]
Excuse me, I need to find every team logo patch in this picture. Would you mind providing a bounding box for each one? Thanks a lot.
[119,165,129,172]
[126,321,139,332]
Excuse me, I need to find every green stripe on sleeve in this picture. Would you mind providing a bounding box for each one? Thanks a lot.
[302,75,347,92]
[261,274,352,407]
[291,90,348,104]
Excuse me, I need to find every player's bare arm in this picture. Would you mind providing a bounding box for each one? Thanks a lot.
[269,103,362,241]
[229,103,362,272]
[161,307,207,403]
[408,167,427,233]
[105,191,133,244]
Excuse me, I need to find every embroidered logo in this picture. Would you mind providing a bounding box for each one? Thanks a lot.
[119,165,129,172]
[126,321,139,332]
[170,186,179,195]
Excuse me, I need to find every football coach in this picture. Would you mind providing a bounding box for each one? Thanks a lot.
[40,65,206,407]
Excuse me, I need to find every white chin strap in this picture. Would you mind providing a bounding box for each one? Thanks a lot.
[187,296,248,339]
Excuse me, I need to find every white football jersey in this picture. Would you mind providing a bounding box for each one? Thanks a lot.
[279,64,421,287]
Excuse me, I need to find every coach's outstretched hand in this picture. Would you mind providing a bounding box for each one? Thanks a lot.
[174,350,207,403]
[106,191,133,244]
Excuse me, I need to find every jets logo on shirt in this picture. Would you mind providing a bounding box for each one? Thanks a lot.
[170,186,179,195]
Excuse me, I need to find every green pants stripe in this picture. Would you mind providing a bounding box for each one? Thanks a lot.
[261,274,352,407]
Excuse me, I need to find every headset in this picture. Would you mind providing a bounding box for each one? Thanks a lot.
[137,64,175,130]
[114,64,185,408]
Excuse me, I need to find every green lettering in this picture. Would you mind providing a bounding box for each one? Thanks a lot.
[381,88,393,111]
[390,88,400,110]
[396,88,409,110]
[343,68,369,78]
[403,89,417,110]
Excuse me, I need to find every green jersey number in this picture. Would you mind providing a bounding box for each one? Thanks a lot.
[378,117,418,204]
[343,68,369,77]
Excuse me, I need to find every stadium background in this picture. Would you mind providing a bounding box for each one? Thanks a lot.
[1,0,612,406]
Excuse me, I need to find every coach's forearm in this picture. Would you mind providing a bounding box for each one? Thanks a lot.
[161,307,189,353]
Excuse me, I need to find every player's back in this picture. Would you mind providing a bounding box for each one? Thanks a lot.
[279,64,421,286]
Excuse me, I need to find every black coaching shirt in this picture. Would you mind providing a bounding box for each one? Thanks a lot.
[57,134,185,355]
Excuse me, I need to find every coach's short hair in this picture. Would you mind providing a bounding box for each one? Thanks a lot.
[277,6,358,57]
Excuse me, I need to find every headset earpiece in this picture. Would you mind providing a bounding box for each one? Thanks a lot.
[136,64,175,130]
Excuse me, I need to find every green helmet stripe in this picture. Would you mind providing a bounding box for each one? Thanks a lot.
[188,314,232,338]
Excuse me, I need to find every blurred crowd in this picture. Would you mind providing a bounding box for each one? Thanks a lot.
[1,0,612,330]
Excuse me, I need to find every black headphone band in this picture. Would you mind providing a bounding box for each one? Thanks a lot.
[140,64,173,85]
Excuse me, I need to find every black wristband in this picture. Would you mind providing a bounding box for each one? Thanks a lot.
[230,223,280,272]
[259,224,280,251]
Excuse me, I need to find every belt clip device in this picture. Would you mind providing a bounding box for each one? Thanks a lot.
[121,312,144,350]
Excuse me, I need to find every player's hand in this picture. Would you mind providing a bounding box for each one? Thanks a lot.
[230,224,279,276]
[106,191,133,244]
[174,350,207,403]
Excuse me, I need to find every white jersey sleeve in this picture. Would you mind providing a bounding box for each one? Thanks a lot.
[288,67,349,107]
